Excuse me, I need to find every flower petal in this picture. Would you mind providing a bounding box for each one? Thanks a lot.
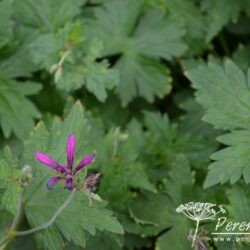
[75,154,96,173]
[35,152,66,173]
[47,177,62,190]
[65,178,74,190]
[67,134,76,169]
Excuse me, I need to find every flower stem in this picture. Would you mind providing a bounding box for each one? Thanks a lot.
[0,190,24,250]
[0,236,8,249]
[10,190,23,230]
[192,220,200,247]
[0,189,76,249]
[14,188,77,236]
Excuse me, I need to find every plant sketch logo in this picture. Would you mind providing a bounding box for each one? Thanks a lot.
[176,202,226,247]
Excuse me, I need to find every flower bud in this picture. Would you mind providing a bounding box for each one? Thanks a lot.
[114,127,128,142]
[20,165,33,186]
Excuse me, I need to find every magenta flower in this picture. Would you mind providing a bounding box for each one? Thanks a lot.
[35,134,96,190]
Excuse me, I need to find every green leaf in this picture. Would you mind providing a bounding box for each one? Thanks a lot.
[2,182,21,215]
[143,111,173,139]
[142,111,178,170]
[0,76,41,139]
[232,45,250,71]
[57,58,119,102]
[0,43,39,78]
[95,127,149,202]
[30,25,119,102]
[87,0,144,56]
[205,131,250,187]
[129,192,172,236]
[9,233,37,250]
[0,147,21,214]
[0,0,13,49]
[166,0,205,39]
[187,60,250,187]
[155,217,192,250]
[25,189,124,249]
[226,184,250,221]
[164,155,193,205]
[142,110,217,178]
[85,232,123,250]
[176,95,220,168]
[13,1,116,102]
[186,59,250,131]
[165,0,207,55]
[0,209,12,238]
[115,54,171,105]
[128,164,157,193]
[201,0,241,42]
[14,0,86,32]
[66,21,84,46]
[29,21,84,70]
[95,127,156,211]
[34,226,65,250]
[129,156,193,240]
[0,149,17,189]
[132,10,186,60]
[29,34,61,69]
[155,156,193,249]
[16,81,42,96]
[87,0,186,105]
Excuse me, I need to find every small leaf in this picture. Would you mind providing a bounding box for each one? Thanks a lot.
[0,76,41,139]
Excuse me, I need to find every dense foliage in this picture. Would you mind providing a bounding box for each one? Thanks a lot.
[0,0,250,249]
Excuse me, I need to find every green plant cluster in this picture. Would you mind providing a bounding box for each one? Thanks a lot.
[0,0,250,249]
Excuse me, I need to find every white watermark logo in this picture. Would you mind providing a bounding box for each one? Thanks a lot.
[213,217,250,236]
[176,202,226,247]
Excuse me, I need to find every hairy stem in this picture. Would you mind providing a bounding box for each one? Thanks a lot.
[10,190,24,230]
[0,236,8,249]
[0,190,24,249]
[14,189,77,236]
